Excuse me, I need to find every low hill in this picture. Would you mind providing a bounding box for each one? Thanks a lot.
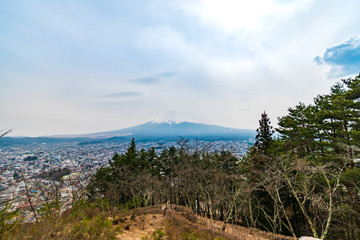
[0,136,92,147]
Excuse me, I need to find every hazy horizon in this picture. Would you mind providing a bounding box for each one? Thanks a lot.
[1,0,360,137]
[9,120,257,138]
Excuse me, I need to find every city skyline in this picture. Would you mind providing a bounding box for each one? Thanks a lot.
[1,0,360,137]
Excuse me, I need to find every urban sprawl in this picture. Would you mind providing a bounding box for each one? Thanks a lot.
[0,140,251,222]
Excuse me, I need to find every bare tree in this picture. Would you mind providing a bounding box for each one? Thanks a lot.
[0,129,12,138]
[279,156,342,239]
[256,157,297,238]
[22,176,38,222]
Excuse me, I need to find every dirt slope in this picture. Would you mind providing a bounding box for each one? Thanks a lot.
[116,204,297,240]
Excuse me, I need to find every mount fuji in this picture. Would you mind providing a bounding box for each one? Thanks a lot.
[0,121,256,146]
[81,121,256,141]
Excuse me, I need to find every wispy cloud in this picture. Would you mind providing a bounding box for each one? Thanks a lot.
[132,71,175,84]
[315,36,360,77]
[1,0,360,136]
[100,91,143,98]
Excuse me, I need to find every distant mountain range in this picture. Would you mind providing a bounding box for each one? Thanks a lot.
[0,121,256,146]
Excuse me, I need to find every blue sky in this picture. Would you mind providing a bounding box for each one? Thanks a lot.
[1,0,360,136]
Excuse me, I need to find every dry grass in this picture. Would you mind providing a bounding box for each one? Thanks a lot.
[6,204,297,240]
[116,205,297,240]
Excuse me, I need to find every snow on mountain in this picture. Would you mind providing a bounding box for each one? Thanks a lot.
[84,121,256,140]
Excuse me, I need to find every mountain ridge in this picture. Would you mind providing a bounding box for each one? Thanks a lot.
[0,121,256,146]
[53,121,255,140]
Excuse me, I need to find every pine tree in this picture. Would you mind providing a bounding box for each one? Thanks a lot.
[111,138,139,169]
[254,111,274,154]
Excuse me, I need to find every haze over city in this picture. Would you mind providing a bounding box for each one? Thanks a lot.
[1,0,360,137]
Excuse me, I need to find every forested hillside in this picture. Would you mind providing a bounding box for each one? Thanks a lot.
[87,75,360,239]
[2,75,360,240]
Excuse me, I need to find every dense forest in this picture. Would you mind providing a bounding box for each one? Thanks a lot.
[2,75,360,239]
[87,75,360,239]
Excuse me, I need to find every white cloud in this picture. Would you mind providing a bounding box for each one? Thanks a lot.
[315,36,360,77]
[175,0,313,33]
[1,0,360,136]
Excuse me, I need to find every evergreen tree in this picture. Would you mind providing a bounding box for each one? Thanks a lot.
[254,111,274,155]
[110,138,139,170]
[277,103,319,157]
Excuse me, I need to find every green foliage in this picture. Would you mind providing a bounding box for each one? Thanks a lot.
[87,138,241,213]
[71,214,115,240]
[254,111,274,155]
[125,195,142,209]
[0,204,21,240]
[151,228,165,240]
[258,74,360,239]
[341,166,360,187]
[232,74,360,239]
[7,199,123,240]
[39,199,62,220]
[181,231,199,240]
[277,74,360,166]
[140,228,165,240]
